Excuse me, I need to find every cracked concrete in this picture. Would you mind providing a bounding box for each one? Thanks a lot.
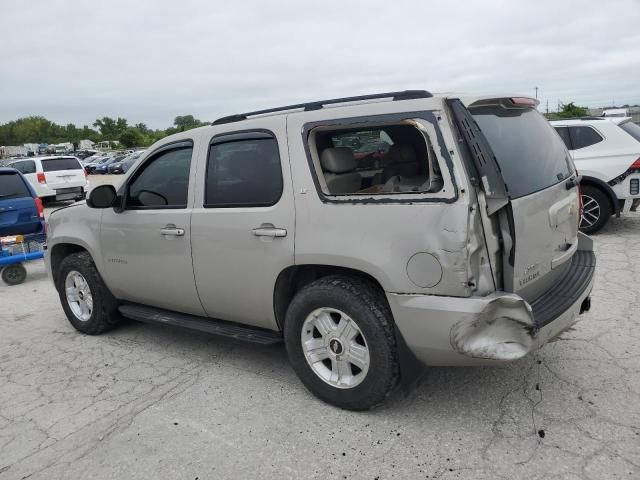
[1,209,639,479]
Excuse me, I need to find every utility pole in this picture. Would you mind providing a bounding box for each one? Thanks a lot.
[546,99,549,114]
[534,86,539,99]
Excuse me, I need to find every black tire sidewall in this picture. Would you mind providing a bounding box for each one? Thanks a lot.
[580,185,612,234]
[56,252,118,334]
[284,278,398,410]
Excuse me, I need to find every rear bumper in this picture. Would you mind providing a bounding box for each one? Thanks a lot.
[388,234,596,366]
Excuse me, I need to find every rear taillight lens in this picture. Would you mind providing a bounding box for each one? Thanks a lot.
[34,197,44,219]
[630,157,640,170]
[37,172,46,184]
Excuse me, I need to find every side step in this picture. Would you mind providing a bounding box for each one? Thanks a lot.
[118,304,283,345]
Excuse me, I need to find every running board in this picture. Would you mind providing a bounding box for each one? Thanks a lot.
[118,304,283,345]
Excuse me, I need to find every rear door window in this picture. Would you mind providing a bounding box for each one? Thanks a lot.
[41,157,83,172]
[568,126,603,150]
[0,173,31,199]
[619,121,640,143]
[205,134,283,207]
[471,106,573,198]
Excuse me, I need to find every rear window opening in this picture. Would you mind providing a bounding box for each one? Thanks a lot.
[470,102,574,199]
[41,157,82,172]
[0,172,31,199]
[309,123,444,196]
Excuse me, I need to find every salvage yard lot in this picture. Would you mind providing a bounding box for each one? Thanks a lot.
[0,205,639,479]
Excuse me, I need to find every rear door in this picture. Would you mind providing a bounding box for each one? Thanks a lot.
[190,124,295,330]
[0,171,40,236]
[40,157,86,189]
[450,98,580,301]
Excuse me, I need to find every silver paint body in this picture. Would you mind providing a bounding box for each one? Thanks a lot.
[45,94,593,366]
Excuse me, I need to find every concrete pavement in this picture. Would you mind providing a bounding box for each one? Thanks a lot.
[0,209,639,479]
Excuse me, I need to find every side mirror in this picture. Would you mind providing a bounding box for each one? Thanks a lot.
[86,185,116,208]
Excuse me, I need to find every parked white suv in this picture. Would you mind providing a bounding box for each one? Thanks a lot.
[46,91,595,410]
[7,156,89,202]
[550,117,640,233]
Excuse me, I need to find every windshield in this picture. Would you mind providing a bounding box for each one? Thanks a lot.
[619,121,640,143]
[41,157,82,172]
[472,106,573,198]
[0,172,31,199]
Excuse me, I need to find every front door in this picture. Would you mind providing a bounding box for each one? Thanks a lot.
[190,125,295,330]
[100,140,205,316]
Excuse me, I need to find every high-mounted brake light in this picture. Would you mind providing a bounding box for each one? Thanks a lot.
[34,197,44,219]
[510,97,537,107]
[37,172,46,184]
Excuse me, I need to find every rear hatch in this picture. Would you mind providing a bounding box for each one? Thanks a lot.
[450,97,580,302]
[41,157,86,189]
[0,171,41,236]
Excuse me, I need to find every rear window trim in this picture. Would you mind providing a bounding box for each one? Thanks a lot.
[40,157,83,172]
[301,110,458,205]
[470,105,575,199]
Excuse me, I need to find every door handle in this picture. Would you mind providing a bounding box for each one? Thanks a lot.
[252,224,287,238]
[160,224,185,236]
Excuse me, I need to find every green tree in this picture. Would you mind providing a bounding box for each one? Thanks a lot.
[173,115,206,132]
[93,116,128,139]
[547,102,589,120]
[119,128,144,148]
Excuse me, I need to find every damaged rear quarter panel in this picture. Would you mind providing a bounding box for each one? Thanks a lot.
[286,101,480,296]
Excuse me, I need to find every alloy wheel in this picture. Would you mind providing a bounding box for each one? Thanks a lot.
[301,307,370,389]
[65,270,93,322]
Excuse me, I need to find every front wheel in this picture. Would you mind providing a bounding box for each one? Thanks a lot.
[580,185,612,234]
[284,276,399,410]
[55,251,122,335]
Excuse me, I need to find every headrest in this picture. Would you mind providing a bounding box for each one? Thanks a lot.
[320,147,357,174]
[388,144,417,164]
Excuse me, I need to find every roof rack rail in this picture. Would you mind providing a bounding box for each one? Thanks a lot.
[551,116,606,121]
[212,90,433,125]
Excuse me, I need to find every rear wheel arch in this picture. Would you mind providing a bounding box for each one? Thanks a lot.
[273,264,388,330]
[580,176,618,214]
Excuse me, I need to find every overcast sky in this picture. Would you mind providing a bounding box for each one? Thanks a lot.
[1,0,639,129]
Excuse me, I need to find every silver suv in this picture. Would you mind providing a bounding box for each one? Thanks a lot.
[46,91,595,410]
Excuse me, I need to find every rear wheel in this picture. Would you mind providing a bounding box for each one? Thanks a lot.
[56,251,122,334]
[284,276,399,410]
[580,185,612,234]
[1,264,27,285]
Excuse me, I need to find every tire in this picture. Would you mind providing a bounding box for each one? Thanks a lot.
[284,276,399,410]
[2,263,27,285]
[55,251,121,335]
[580,185,612,234]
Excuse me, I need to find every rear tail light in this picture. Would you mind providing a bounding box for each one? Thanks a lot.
[34,197,44,219]
[510,97,537,107]
[37,172,46,184]
[630,157,640,170]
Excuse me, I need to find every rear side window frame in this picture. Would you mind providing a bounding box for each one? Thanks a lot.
[203,129,284,209]
[568,125,604,150]
[301,110,458,205]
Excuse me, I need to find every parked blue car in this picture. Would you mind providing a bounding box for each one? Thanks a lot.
[0,168,45,237]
